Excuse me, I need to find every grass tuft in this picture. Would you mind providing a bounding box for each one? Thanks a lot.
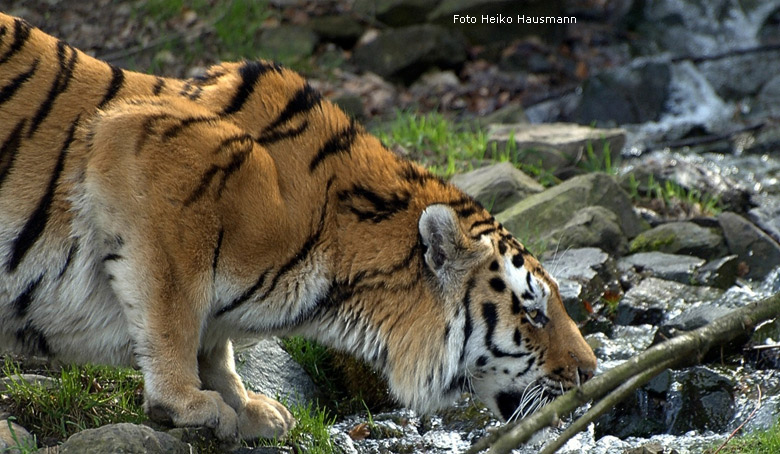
[0,358,146,441]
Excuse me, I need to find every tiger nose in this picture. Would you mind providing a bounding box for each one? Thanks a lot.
[578,367,595,385]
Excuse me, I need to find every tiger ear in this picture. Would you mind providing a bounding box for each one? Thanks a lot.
[419,204,483,287]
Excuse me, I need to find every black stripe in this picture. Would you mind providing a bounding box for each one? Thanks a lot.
[212,228,224,273]
[28,40,78,138]
[216,270,269,316]
[102,253,122,262]
[97,64,125,108]
[265,83,322,133]
[0,119,26,189]
[255,120,309,146]
[152,77,165,95]
[459,278,475,364]
[8,117,78,272]
[337,184,410,223]
[183,136,253,206]
[258,178,334,301]
[483,302,529,358]
[12,274,43,317]
[15,322,50,356]
[0,58,39,106]
[0,19,32,65]
[0,24,7,43]
[57,242,78,279]
[162,115,219,140]
[310,119,358,172]
[221,60,280,115]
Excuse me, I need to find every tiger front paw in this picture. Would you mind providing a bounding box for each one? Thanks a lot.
[146,389,239,442]
[237,391,296,440]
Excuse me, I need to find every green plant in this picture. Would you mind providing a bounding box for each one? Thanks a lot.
[707,419,780,454]
[259,400,336,454]
[578,140,616,175]
[1,358,146,440]
[3,417,38,454]
[375,110,487,178]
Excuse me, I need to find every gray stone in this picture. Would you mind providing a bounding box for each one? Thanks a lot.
[614,277,723,326]
[59,423,191,454]
[654,304,732,345]
[628,221,727,260]
[260,25,318,61]
[618,251,705,284]
[486,123,625,175]
[0,419,34,453]
[235,338,319,408]
[542,247,616,322]
[428,0,565,44]
[718,212,780,279]
[693,255,739,289]
[698,50,780,100]
[575,60,671,125]
[496,173,646,251]
[351,24,466,83]
[308,15,365,47]
[546,206,628,256]
[449,162,544,214]
[353,0,440,26]
[668,367,735,435]
[620,151,751,214]
[0,373,58,392]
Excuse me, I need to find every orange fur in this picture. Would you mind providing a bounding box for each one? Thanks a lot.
[0,13,595,440]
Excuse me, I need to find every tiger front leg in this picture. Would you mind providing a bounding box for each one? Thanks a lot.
[136,306,240,442]
[199,339,295,439]
[110,259,239,442]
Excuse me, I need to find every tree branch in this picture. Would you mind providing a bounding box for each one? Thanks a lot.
[467,291,780,454]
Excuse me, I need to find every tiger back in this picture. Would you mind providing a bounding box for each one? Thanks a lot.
[0,13,596,441]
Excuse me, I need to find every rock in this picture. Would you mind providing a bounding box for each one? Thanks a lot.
[628,221,727,259]
[546,206,629,256]
[753,74,780,118]
[654,304,732,345]
[668,367,735,435]
[575,59,671,125]
[613,277,723,326]
[475,103,527,128]
[235,338,319,408]
[331,93,366,120]
[496,173,646,251]
[620,151,752,214]
[485,123,625,175]
[232,446,293,454]
[260,25,318,61]
[351,24,466,83]
[718,212,780,279]
[542,247,616,322]
[0,374,58,393]
[449,162,544,214]
[428,0,566,45]
[617,252,705,284]
[59,423,191,454]
[0,419,34,453]
[698,49,780,100]
[693,255,739,289]
[308,15,364,48]
[353,0,439,26]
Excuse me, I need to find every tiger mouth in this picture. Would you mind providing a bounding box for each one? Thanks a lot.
[495,384,558,421]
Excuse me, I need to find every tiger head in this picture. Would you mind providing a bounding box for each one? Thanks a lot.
[415,204,597,421]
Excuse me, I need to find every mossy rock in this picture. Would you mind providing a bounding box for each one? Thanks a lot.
[628,221,726,259]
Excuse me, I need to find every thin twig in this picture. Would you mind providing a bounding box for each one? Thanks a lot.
[712,385,763,454]
[539,356,678,454]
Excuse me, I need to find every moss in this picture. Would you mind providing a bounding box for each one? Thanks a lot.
[629,231,677,254]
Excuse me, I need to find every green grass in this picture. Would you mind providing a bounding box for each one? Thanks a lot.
[627,173,722,216]
[0,358,146,441]
[280,401,337,454]
[374,110,489,178]
[707,420,780,454]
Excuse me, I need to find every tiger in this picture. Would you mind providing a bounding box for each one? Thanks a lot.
[0,12,597,442]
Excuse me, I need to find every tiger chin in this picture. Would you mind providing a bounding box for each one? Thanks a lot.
[0,12,596,442]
